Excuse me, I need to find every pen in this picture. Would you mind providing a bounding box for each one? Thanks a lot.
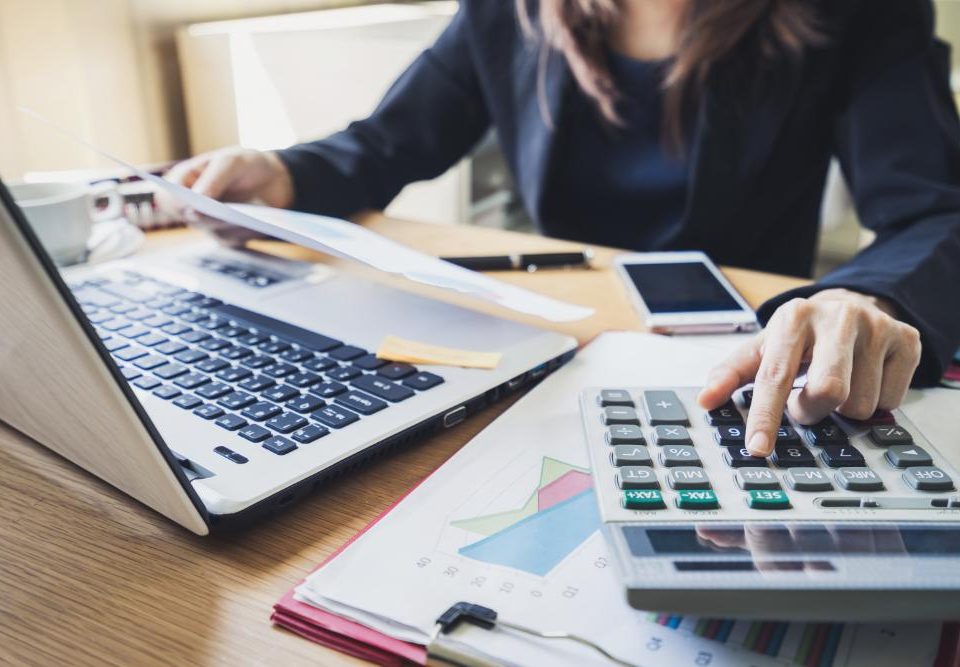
[441,250,594,272]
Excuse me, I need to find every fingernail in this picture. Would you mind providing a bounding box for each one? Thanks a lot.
[748,432,770,456]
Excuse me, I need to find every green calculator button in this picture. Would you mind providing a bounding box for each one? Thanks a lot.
[622,489,666,510]
[676,489,719,510]
[747,489,792,510]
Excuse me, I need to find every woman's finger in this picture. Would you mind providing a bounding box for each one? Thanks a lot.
[190,155,239,200]
[877,323,922,410]
[787,306,855,424]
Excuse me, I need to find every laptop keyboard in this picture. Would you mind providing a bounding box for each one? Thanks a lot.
[69,271,445,464]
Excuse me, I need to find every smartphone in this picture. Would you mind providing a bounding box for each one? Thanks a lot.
[615,251,759,334]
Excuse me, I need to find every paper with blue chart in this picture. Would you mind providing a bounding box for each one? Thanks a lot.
[295,333,943,666]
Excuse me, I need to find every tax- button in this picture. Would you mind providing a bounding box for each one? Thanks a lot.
[623,489,666,510]
[903,466,954,492]
[836,468,884,491]
[668,467,711,490]
[676,489,719,510]
[747,489,791,510]
[885,445,933,468]
[618,466,659,489]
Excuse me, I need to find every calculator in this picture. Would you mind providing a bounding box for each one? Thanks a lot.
[578,387,960,620]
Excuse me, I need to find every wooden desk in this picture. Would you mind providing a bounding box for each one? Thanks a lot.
[0,216,805,666]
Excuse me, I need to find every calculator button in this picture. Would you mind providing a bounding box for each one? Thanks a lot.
[723,447,768,468]
[736,468,780,490]
[747,489,792,510]
[805,420,848,446]
[643,391,689,425]
[775,426,800,443]
[660,446,700,467]
[741,389,753,407]
[622,489,666,510]
[668,467,711,490]
[715,425,746,447]
[771,445,816,468]
[836,468,884,491]
[884,445,932,468]
[705,401,743,425]
[902,467,955,492]
[652,425,692,446]
[870,425,913,447]
[618,466,659,489]
[599,389,633,406]
[603,407,640,425]
[610,446,652,467]
[820,445,866,468]
[785,468,833,491]
[676,490,719,510]
[606,425,645,445]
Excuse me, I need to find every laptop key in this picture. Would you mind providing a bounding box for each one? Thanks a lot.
[291,424,329,443]
[378,363,416,380]
[155,340,188,355]
[217,391,257,410]
[262,436,298,456]
[329,345,366,361]
[263,362,297,378]
[196,358,230,374]
[133,375,161,390]
[241,355,274,369]
[142,314,172,328]
[175,373,211,390]
[328,366,362,382]
[200,338,231,352]
[353,353,387,370]
[403,372,444,391]
[175,349,209,364]
[161,322,192,336]
[266,412,308,434]
[173,394,202,410]
[154,364,188,380]
[242,401,282,421]
[287,372,322,388]
[239,375,276,392]
[193,404,224,420]
[259,339,292,354]
[336,391,388,415]
[221,346,253,361]
[196,382,232,400]
[153,385,181,400]
[134,354,169,370]
[118,325,151,339]
[215,414,247,431]
[237,333,269,346]
[287,394,325,414]
[263,385,300,403]
[313,404,360,428]
[103,338,130,353]
[304,357,337,373]
[180,330,210,344]
[216,367,253,383]
[220,325,249,339]
[352,375,414,402]
[310,382,348,399]
[238,424,271,443]
[115,346,149,362]
[280,348,314,363]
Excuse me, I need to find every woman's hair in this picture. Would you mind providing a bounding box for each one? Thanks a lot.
[517,0,824,149]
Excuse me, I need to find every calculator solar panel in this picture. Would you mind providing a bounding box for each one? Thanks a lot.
[579,387,960,620]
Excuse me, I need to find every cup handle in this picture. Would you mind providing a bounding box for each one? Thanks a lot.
[88,182,124,222]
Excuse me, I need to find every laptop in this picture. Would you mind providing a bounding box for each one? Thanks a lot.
[0,178,577,535]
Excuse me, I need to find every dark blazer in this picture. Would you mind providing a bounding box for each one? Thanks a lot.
[277,0,960,385]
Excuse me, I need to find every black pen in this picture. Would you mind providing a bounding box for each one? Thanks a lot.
[441,250,594,272]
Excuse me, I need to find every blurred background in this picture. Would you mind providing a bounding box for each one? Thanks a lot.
[1,0,958,273]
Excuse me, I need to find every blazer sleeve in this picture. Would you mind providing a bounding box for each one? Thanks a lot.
[757,0,960,386]
[274,6,491,219]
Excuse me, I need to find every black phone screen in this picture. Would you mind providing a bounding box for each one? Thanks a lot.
[623,261,746,314]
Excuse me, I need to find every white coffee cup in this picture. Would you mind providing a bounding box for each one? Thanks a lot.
[8,181,123,266]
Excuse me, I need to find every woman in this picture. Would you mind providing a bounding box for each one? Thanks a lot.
[167,0,960,457]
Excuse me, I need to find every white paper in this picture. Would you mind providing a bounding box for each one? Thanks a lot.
[20,107,594,323]
[294,333,943,667]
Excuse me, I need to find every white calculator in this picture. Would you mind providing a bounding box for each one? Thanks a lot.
[578,386,960,620]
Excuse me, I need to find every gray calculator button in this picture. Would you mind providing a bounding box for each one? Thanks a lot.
[785,467,833,491]
[668,467,711,490]
[885,444,933,468]
[606,425,645,445]
[660,445,701,467]
[599,389,634,406]
[611,445,652,467]
[836,468,884,491]
[869,425,913,447]
[643,391,689,425]
[653,425,692,446]
[903,466,955,491]
[618,466,660,489]
[736,468,780,490]
[603,406,640,425]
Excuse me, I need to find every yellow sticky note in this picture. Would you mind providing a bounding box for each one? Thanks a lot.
[376,335,502,370]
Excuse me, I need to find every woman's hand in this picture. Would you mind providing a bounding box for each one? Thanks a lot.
[697,289,922,457]
[162,148,295,247]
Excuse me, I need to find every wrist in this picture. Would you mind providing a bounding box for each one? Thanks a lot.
[265,151,296,209]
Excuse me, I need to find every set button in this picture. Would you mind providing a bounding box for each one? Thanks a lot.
[747,489,791,510]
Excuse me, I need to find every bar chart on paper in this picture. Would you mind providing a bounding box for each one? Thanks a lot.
[448,457,599,576]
